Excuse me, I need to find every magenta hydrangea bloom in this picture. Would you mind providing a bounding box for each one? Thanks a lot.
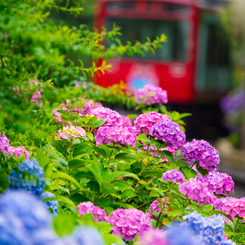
[0,132,10,155]
[149,198,169,214]
[179,178,215,205]
[57,124,86,140]
[137,229,168,245]
[135,84,168,105]
[120,115,132,127]
[9,146,30,160]
[150,120,186,151]
[95,126,139,147]
[162,169,184,184]
[77,202,106,222]
[197,172,234,195]
[181,139,220,172]
[221,197,245,219]
[134,112,171,135]
[90,107,122,128]
[107,208,152,241]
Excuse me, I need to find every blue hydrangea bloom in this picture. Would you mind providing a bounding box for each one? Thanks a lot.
[8,158,46,197]
[183,211,224,245]
[220,240,236,245]
[41,192,59,216]
[0,190,53,245]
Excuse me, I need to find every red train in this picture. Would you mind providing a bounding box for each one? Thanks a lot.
[94,0,233,139]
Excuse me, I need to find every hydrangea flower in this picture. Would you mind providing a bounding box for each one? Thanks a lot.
[135,84,168,105]
[137,229,168,245]
[221,197,245,219]
[181,139,220,172]
[90,107,122,128]
[8,158,46,197]
[0,190,53,245]
[183,211,224,245]
[179,178,215,205]
[57,124,86,140]
[9,146,30,159]
[197,172,234,195]
[149,198,169,214]
[150,120,186,151]
[107,208,152,241]
[0,132,10,155]
[41,192,59,216]
[162,169,184,184]
[134,112,171,135]
[220,240,237,245]
[120,115,132,127]
[95,126,139,147]
[77,202,107,222]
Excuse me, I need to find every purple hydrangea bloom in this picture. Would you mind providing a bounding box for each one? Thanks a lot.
[162,169,184,184]
[9,146,30,159]
[41,192,59,216]
[221,197,245,219]
[134,112,171,135]
[90,107,122,127]
[107,208,152,241]
[95,126,139,147]
[135,84,168,105]
[179,178,215,205]
[0,190,53,245]
[197,172,234,195]
[183,211,224,245]
[150,120,186,151]
[77,201,107,222]
[0,132,10,155]
[8,158,46,197]
[149,198,169,214]
[220,240,236,245]
[181,139,220,172]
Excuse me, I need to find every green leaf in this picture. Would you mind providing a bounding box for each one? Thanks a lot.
[114,153,138,160]
[36,148,50,168]
[52,140,69,157]
[68,159,85,169]
[182,166,197,179]
[102,234,123,245]
[94,119,106,128]
[196,164,209,177]
[52,172,80,188]
[161,151,173,164]
[136,134,149,143]
[69,193,90,205]
[104,171,139,183]
[94,222,113,234]
[43,195,76,209]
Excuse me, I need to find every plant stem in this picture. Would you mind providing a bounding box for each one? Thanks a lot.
[136,198,157,209]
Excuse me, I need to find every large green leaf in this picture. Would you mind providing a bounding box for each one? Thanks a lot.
[114,153,138,160]
[68,159,85,169]
[104,171,139,183]
[43,195,76,209]
[52,172,80,188]
[52,140,69,157]
[182,166,197,180]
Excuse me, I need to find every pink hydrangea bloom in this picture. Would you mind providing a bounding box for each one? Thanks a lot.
[179,178,215,205]
[9,146,30,159]
[95,126,139,147]
[134,112,171,135]
[0,132,10,155]
[90,107,122,128]
[120,115,132,127]
[150,120,186,151]
[149,198,169,214]
[137,229,168,245]
[77,201,107,222]
[221,197,245,219]
[57,124,86,140]
[162,169,184,184]
[135,84,168,105]
[197,172,234,195]
[107,208,152,241]
[181,139,220,172]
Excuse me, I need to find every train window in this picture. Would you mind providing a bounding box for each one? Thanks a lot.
[106,18,189,61]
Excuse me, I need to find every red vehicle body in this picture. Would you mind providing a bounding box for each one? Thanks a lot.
[94,0,233,138]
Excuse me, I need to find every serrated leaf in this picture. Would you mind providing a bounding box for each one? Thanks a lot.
[68,159,85,169]
[52,172,80,188]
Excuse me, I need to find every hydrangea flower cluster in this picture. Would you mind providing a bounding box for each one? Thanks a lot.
[0,131,10,155]
[134,112,171,135]
[181,139,220,172]
[8,158,46,197]
[77,201,107,222]
[137,228,168,245]
[162,169,184,184]
[57,124,86,140]
[90,107,122,128]
[183,211,230,245]
[120,115,132,127]
[95,126,139,147]
[135,84,168,105]
[0,190,106,245]
[179,178,215,205]
[9,146,30,159]
[197,172,234,195]
[41,192,59,216]
[149,198,169,214]
[221,197,245,219]
[107,208,152,241]
[150,120,186,151]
